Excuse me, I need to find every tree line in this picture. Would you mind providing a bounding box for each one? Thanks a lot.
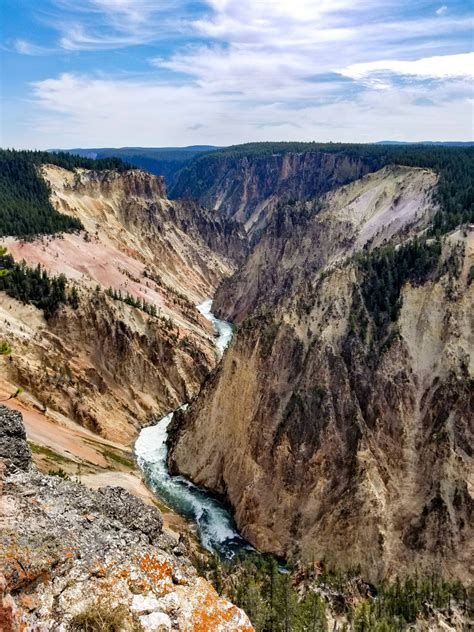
[196,553,472,631]
[0,246,77,318]
[0,149,131,237]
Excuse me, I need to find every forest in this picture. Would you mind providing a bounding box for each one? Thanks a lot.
[356,238,443,341]
[197,553,472,632]
[0,149,130,237]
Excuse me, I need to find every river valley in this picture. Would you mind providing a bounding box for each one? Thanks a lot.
[135,299,250,558]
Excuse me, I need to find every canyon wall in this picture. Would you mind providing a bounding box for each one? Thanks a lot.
[171,150,384,236]
[0,165,246,442]
[168,166,473,582]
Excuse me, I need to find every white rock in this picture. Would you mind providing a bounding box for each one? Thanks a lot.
[130,593,161,614]
[139,611,172,631]
[156,592,180,614]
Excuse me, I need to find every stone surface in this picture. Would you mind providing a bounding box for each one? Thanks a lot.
[0,406,31,471]
[0,406,253,631]
[139,611,172,631]
[131,593,162,614]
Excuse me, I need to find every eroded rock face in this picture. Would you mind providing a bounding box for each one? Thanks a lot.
[168,167,473,583]
[171,150,383,236]
[213,166,438,323]
[0,407,253,631]
[1,164,248,441]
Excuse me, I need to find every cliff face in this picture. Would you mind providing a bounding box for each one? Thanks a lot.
[213,165,437,322]
[171,151,383,236]
[44,165,247,294]
[168,166,473,582]
[0,406,253,631]
[0,165,247,444]
[3,289,214,444]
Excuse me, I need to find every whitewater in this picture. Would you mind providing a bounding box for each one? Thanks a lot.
[135,299,250,558]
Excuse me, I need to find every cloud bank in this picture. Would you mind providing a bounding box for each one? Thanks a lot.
[3,0,473,147]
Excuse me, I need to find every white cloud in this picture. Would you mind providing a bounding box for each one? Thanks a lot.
[340,53,474,81]
[48,0,193,50]
[6,0,473,146]
[14,70,470,150]
[436,5,448,16]
[13,39,52,56]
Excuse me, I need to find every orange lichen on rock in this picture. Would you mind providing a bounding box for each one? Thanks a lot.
[137,553,173,595]
[186,581,254,631]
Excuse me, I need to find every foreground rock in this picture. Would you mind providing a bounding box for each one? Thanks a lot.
[0,405,253,631]
[0,407,32,471]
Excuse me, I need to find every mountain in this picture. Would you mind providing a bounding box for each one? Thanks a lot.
[167,147,474,583]
[52,146,219,187]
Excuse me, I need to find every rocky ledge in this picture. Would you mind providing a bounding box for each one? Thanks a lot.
[0,405,253,631]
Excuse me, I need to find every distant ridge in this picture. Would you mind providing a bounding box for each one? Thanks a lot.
[376,140,474,146]
[48,145,220,185]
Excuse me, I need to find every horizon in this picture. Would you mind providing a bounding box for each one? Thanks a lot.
[1,1,473,148]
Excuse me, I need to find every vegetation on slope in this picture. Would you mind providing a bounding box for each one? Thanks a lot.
[354,238,442,342]
[0,149,131,237]
[105,286,175,331]
[0,245,76,318]
[197,553,472,632]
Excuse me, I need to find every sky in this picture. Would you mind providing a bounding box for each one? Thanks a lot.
[1,0,473,148]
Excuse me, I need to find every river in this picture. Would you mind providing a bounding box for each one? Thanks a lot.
[135,299,251,558]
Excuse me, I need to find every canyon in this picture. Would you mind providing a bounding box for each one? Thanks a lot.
[0,157,255,629]
[168,156,473,584]
[1,145,473,630]
[0,164,245,448]
[171,146,384,237]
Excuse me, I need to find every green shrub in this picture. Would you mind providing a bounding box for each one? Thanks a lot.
[48,468,70,480]
[0,340,11,355]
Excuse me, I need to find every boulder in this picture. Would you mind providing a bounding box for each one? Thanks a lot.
[0,405,32,470]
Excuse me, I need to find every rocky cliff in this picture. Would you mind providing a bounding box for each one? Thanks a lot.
[171,149,383,236]
[168,165,473,583]
[44,165,247,293]
[1,165,248,444]
[213,165,437,322]
[0,405,253,631]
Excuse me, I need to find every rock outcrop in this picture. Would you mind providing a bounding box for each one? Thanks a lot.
[0,405,253,631]
[0,407,31,471]
[171,148,384,236]
[168,166,474,583]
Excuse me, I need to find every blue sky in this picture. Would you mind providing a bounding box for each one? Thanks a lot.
[1,0,473,148]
